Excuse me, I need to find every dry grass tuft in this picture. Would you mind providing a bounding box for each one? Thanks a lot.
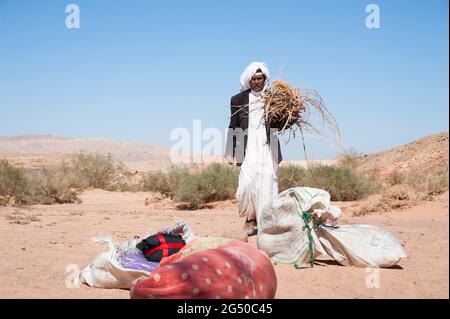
[352,185,417,216]
[4,211,41,225]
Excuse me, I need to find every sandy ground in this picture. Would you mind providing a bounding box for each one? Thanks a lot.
[0,190,448,299]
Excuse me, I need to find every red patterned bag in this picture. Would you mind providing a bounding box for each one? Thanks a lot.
[131,240,277,299]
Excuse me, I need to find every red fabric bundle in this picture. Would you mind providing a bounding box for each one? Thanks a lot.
[130,240,277,299]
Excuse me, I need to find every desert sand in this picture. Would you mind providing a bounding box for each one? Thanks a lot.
[0,189,448,299]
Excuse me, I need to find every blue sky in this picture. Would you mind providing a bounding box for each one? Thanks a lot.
[0,0,448,159]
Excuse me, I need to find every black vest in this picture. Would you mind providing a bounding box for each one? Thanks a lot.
[225,89,283,166]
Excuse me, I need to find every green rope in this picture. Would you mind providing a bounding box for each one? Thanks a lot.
[280,189,321,269]
[284,189,317,269]
[301,210,315,268]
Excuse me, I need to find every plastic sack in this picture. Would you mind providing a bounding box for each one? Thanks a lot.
[78,236,150,289]
[78,220,196,289]
[120,252,160,273]
[131,239,277,299]
[257,187,338,267]
[316,224,407,268]
[258,187,407,268]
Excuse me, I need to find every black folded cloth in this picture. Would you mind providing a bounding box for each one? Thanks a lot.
[136,233,186,262]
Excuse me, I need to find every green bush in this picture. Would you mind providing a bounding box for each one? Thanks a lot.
[337,148,360,170]
[143,164,239,209]
[142,166,191,198]
[0,160,34,205]
[278,165,307,190]
[71,152,118,189]
[280,164,375,201]
[0,152,129,206]
[173,163,239,209]
[142,162,373,208]
[34,168,82,204]
[308,165,374,201]
[0,160,81,206]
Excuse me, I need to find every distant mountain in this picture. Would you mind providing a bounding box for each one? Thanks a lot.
[0,135,171,171]
[1,132,447,174]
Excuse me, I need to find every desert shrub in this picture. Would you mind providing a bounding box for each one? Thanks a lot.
[142,164,239,209]
[5,211,41,225]
[424,167,449,195]
[382,184,412,201]
[351,198,414,216]
[337,148,360,170]
[279,164,375,201]
[0,160,81,206]
[352,202,380,217]
[142,166,191,198]
[173,163,239,209]
[351,184,416,216]
[307,165,374,201]
[278,165,307,190]
[387,171,406,186]
[33,168,82,204]
[1,152,138,206]
[405,166,449,197]
[0,160,33,205]
[142,162,375,209]
[105,169,144,192]
[71,152,118,189]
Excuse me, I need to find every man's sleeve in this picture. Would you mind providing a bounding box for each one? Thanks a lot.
[225,97,240,159]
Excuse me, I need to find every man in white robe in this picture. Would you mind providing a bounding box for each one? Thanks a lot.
[225,62,281,236]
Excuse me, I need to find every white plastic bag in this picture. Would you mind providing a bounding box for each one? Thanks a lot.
[78,236,150,289]
[316,224,407,268]
[78,220,197,289]
[258,187,407,268]
[257,187,338,267]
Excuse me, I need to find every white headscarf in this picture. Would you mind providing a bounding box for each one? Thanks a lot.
[239,61,270,92]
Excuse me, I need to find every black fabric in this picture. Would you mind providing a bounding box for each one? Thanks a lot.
[225,89,284,166]
[136,233,185,262]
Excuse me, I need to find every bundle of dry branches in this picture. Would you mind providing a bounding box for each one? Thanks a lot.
[261,80,341,159]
